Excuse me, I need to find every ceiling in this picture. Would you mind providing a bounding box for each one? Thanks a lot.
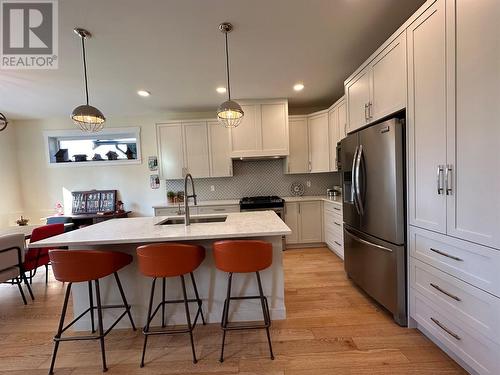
[0,0,426,120]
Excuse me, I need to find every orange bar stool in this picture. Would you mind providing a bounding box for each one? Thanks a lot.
[48,250,136,374]
[213,240,274,362]
[136,243,206,366]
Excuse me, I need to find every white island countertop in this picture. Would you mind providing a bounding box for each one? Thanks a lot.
[30,211,291,248]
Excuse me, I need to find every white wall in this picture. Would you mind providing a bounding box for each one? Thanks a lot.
[14,112,213,222]
[0,122,24,226]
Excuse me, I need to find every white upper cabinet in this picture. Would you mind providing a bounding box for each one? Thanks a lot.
[338,100,347,139]
[328,97,346,172]
[445,0,500,249]
[286,116,309,174]
[183,122,210,178]
[345,32,406,133]
[308,111,330,173]
[371,33,407,120]
[407,0,447,234]
[208,121,232,178]
[230,99,289,158]
[157,123,185,179]
[157,120,232,179]
[261,103,288,153]
[346,69,371,133]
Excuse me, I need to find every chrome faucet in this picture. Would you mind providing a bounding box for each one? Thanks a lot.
[184,173,197,225]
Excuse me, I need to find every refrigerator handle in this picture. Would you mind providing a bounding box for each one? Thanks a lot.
[345,227,393,252]
[354,144,364,215]
[352,145,360,214]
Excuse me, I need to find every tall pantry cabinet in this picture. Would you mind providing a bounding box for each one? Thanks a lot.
[408,0,500,250]
[407,0,500,373]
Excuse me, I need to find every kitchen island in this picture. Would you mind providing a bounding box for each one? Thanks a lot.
[31,211,291,330]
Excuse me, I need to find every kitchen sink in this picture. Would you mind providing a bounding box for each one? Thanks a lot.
[157,216,227,225]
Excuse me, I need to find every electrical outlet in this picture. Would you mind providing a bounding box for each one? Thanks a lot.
[210,185,215,192]
[306,181,311,188]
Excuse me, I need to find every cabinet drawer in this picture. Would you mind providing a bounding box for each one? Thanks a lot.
[197,205,239,215]
[324,202,342,214]
[409,226,500,298]
[411,290,500,375]
[410,258,500,346]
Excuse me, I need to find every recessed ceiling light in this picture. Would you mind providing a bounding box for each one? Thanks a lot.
[137,90,151,97]
[216,87,227,94]
[293,83,305,92]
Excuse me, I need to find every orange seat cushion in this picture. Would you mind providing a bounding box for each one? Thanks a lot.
[213,240,273,273]
[49,250,132,282]
[136,243,205,278]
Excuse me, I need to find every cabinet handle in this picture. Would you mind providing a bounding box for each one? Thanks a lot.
[430,283,461,302]
[364,103,369,121]
[333,207,341,211]
[430,317,461,341]
[445,165,453,195]
[368,102,373,119]
[308,161,312,172]
[436,165,444,195]
[430,247,463,262]
[334,221,341,226]
[298,204,301,214]
[334,241,342,246]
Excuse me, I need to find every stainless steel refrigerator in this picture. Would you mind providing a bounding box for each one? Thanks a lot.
[340,117,407,326]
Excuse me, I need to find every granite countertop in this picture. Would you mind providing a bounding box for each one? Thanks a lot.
[30,211,291,248]
[283,195,343,205]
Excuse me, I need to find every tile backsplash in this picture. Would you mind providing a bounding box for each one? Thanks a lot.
[165,159,340,200]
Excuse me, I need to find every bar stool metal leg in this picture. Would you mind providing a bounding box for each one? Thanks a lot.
[256,272,274,360]
[140,277,156,368]
[88,281,95,333]
[15,276,27,305]
[49,283,72,375]
[20,267,34,301]
[181,275,197,364]
[219,272,233,363]
[190,272,206,325]
[113,272,136,331]
[94,279,108,372]
[162,277,166,327]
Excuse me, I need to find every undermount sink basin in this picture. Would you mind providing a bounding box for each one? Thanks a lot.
[158,216,227,225]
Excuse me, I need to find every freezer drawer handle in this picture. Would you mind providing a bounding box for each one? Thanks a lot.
[345,228,393,252]
[430,317,461,341]
[430,283,461,302]
[430,248,463,262]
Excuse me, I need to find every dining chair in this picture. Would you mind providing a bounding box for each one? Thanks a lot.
[25,223,65,284]
[0,234,34,304]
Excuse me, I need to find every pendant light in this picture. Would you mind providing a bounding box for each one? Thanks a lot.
[217,22,244,128]
[71,28,106,132]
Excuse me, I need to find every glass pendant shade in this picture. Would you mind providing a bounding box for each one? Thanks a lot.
[217,99,244,128]
[71,104,106,132]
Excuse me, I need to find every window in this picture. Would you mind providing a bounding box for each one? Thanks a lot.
[44,127,141,166]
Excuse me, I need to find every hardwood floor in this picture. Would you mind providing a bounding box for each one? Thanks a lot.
[0,248,466,374]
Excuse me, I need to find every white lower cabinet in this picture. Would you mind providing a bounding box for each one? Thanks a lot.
[409,226,500,374]
[323,201,344,259]
[284,201,322,245]
[154,204,239,217]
